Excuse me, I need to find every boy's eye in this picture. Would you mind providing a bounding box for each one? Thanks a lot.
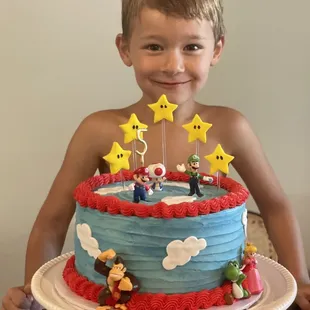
[184,44,203,51]
[146,44,163,51]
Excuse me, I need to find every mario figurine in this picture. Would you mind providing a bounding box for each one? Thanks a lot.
[177,154,213,197]
[130,167,153,203]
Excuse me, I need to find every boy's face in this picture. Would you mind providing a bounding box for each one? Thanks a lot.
[116,8,224,105]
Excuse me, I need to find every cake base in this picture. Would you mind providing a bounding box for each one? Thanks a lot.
[63,256,237,309]
[31,252,297,310]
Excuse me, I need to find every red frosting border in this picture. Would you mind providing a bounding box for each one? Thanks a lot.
[74,170,249,218]
[63,255,237,309]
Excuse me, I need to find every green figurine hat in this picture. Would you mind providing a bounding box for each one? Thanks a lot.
[188,154,200,163]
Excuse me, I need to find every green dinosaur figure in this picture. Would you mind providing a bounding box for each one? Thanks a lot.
[224,260,250,300]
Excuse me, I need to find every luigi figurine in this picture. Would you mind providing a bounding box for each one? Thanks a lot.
[177,154,213,197]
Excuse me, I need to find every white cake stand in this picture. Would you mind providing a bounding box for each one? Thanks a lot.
[31,252,297,310]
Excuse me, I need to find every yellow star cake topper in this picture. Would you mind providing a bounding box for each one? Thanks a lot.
[103,142,132,174]
[204,144,235,175]
[182,114,213,143]
[119,113,148,144]
[148,94,178,123]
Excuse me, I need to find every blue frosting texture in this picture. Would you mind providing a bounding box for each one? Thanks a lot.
[74,199,246,294]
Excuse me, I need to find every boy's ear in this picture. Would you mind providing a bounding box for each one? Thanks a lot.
[211,36,225,66]
[115,34,132,67]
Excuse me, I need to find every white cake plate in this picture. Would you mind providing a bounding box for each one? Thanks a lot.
[31,252,297,310]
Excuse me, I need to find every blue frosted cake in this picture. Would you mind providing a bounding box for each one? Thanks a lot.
[62,106,262,310]
[63,168,251,310]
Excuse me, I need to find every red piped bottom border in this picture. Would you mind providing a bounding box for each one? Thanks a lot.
[63,256,237,310]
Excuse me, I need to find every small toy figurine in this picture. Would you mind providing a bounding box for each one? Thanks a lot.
[177,154,213,197]
[148,163,166,191]
[94,249,140,310]
[240,242,263,295]
[223,260,251,305]
[130,167,153,203]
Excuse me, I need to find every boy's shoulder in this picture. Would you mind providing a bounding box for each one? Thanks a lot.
[201,104,249,132]
[199,104,254,153]
[83,107,130,125]
[71,107,133,157]
[78,106,133,134]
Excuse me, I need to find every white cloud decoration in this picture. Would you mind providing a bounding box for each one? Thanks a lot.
[242,209,248,237]
[161,196,196,205]
[94,186,129,196]
[76,223,101,259]
[162,236,207,270]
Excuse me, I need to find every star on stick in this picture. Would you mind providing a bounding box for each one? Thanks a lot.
[182,114,213,143]
[148,94,178,123]
[103,142,131,174]
[204,144,235,175]
[119,113,148,144]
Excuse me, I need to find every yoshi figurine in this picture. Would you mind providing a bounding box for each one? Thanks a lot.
[224,260,251,302]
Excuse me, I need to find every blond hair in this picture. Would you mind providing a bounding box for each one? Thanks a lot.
[121,0,225,43]
[244,242,258,254]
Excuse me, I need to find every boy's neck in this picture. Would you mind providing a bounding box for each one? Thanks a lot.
[134,95,202,125]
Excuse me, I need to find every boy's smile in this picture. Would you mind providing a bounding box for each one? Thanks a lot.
[151,80,192,89]
[116,7,223,106]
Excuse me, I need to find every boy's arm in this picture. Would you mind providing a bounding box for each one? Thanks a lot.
[24,114,103,285]
[229,112,309,284]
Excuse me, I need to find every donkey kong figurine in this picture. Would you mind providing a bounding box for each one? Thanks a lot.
[94,249,140,310]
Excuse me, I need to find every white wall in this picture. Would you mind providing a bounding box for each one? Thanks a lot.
[0,0,309,296]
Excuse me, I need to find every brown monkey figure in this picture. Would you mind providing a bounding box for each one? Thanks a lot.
[94,249,140,310]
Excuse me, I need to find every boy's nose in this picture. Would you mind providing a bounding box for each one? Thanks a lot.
[161,51,185,76]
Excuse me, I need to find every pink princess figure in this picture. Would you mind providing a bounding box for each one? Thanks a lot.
[241,242,263,295]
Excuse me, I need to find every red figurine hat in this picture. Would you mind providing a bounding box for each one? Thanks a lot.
[134,167,149,176]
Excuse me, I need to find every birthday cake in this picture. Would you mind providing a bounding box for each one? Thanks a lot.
[62,95,263,310]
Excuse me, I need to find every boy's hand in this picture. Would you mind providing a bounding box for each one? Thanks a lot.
[1,284,42,309]
[296,282,310,310]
